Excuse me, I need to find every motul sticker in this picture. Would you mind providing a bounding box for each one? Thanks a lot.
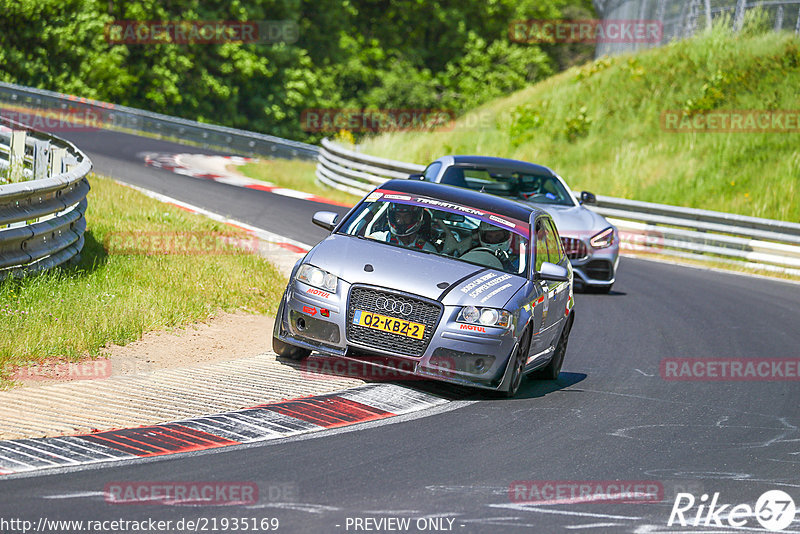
[459,324,487,333]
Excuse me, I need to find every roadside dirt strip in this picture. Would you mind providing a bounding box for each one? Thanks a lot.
[0,382,449,476]
[0,353,367,441]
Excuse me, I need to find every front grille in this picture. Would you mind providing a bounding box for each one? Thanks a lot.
[346,286,442,357]
[561,237,588,260]
[585,259,613,281]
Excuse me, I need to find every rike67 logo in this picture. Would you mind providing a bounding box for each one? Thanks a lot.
[668,490,796,531]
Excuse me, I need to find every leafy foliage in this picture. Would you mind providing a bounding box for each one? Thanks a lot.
[361,24,800,222]
[0,0,594,142]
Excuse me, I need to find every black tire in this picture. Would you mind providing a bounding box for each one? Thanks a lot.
[535,315,573,381]
[273,336,311,361]
[504,329,531,398]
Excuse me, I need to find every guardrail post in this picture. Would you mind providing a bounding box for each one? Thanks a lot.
[9,130,26,183]
[49,147,66,176]
[63,155,79,172]
[795,6,800,34]
[776,6,784,30]
[684,0,700,37]
[733,0,747,31]
[33,140,50,180]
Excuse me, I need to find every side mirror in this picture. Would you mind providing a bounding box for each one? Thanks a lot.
[312,211,339,231]
[537,262,569,282]
[408,173,424,180]
[580,191,596,205]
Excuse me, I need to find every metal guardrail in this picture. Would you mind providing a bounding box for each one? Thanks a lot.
[316,139,800,276]
[0,118,91,279]
[316,138,424,196]
[0,81,319,161]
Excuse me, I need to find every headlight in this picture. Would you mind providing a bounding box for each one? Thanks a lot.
[296,264,338,293]
[590,227,615,248]
[457,306,511,328]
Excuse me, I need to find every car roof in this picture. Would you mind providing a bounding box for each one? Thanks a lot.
[378,179,546,223]
[443,155,556,177]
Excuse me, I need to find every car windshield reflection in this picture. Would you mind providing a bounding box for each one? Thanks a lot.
[338,198,529,276]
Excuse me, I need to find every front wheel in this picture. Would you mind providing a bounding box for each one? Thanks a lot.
[273,336,311,361]
[535,315,573,380]
[504,329,531,398]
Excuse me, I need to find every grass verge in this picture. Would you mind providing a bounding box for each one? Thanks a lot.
[237,158,359,206]
[0,174,286,388]
[360,24,800,222]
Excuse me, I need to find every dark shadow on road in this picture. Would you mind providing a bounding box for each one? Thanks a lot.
[576,286,627,296]
[512,371,587,400]
[276,353,587,403]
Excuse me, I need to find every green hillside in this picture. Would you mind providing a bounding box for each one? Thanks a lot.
[361,25,800,222]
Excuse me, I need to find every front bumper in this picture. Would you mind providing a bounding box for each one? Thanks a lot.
[274,279,519,391]
[563,238,619,288]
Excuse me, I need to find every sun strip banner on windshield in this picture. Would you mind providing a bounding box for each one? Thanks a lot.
[368,189,530,238]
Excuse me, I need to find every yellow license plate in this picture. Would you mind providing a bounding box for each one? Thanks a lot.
[352,310,425,340]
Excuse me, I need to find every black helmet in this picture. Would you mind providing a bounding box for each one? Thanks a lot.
[518,176,542,200]
[387,203,424,237]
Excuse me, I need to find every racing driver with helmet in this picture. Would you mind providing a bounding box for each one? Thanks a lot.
[370,203,518,271]
[372,203,438,251]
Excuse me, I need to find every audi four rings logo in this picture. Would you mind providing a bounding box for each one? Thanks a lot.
[376,297,413,316]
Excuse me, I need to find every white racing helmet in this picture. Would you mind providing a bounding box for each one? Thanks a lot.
[478,221,512,252]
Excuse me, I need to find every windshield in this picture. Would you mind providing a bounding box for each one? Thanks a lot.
[439,165,575,206]
[338,190,529,276]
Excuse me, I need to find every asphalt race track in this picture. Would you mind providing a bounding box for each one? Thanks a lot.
[62,129,346,245]
[0,129,798,533]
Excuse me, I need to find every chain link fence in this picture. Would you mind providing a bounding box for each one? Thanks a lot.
[593,0,800,56]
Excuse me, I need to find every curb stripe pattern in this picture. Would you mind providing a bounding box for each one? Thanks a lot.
[262,397,394,428]
[79,424,238,457]
[143,153,352,207]
[0,384,447,476]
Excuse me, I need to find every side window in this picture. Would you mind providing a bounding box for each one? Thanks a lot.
[423,162,442,181]
[545,220,564,264]
[534,220,548,272]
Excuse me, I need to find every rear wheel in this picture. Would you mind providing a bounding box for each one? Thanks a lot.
[535,315,573,380]
[504,329,531,398]
[273,336,311,361]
